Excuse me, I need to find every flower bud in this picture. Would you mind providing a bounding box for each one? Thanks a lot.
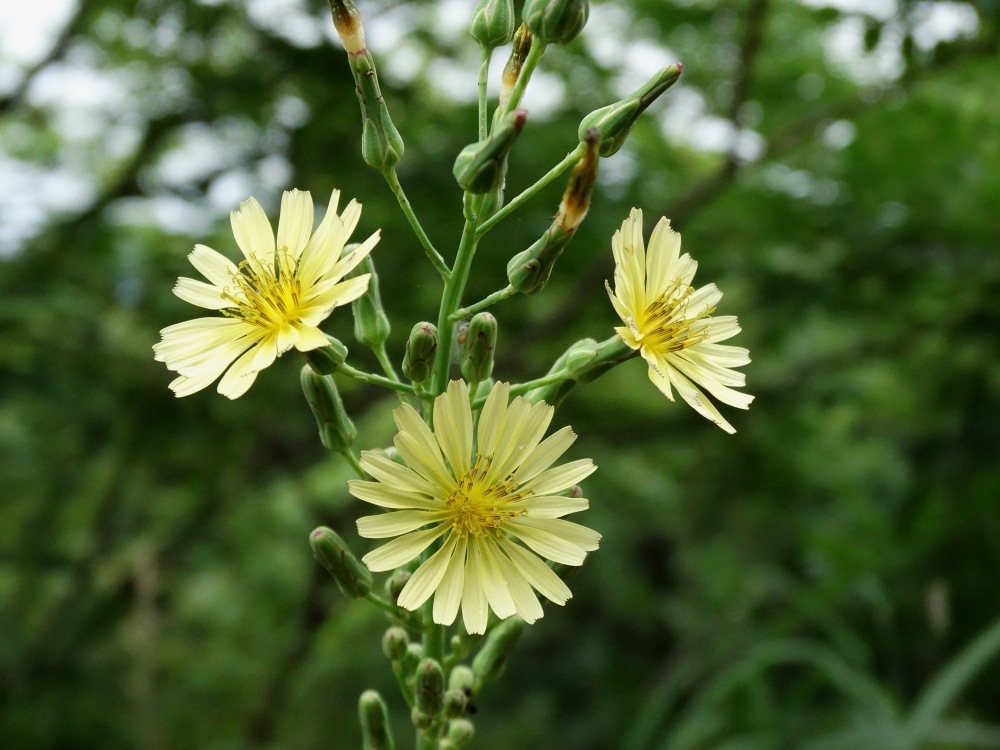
[444,689,467,718]
[402,322,438,383]
[526,335,635,406]
[460,313,497,383]
[310,526,372,598]
[351,256,391,349]
[579,63,683,157]
[329,0,405,170]
[499,24,532,112]
[506,130,599,294]
[359,690,395,750]
[470,0,516,50]
[382,626,409,661]
[301,368,358,455]
[304,334,349,375]
[453,110,528,194]
[447,718,476,747]
[402,642,423,676]
[410,707,434,730]
[384,569,411,605]
[448,664,475,693]
[472,617,524,687]
[523,0,589,45]
[415,658,445,716]
[567,484,583,498]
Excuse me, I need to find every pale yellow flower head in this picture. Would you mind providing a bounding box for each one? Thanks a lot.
[607,208,753,433]
[351,380,600,635]
[153,189,379,399]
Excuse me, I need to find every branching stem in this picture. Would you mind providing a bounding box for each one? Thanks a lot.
[383,167,451,281]
[450,285,515,322]
[340,364,416,395]
[430,217,480,396]
[500,38,546,119]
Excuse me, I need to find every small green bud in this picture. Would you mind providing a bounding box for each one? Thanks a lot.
[507,130,599,294]
[301,367,358,454]
[384,569,411,605]
[401,642,423,677]
[329,0,405,171]
[579,63,683,157]
[472,617,525,687]
[304,334,349,375]
[410,707,434,730]
[563,338,599,373]
[415,658,445,716]
[359,690,395,750]
[448,718,476,747]
[526,336,635,407]
[567,484,582,498]
[453,110,528,194]
[470,0,516,49]
[448,664,475,693]
[382,627,409,661]
[402,322,438,383]
[523,0,589,45]
[310,526,372,598]
[444,689,468,718]
[460,313,497,383]
[351,256,391,349]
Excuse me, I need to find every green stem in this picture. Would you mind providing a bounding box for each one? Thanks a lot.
[373,343,401,382]
[430,217,480,396]
[474,370,571,408]
[415,732,437,750]
[383,167,451,281]
[450,285,515,322]
[478,49,492,142]
[476,143,585,237]
[500,37,546,120]
[340,449,366,478]
[341,363,416,395]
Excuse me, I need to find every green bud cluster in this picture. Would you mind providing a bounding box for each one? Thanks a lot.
[303,334,348,376]
[301,367,357,455]
[460,313,497,383]
[579,63,683,157]
[329,0,405,170]
[453,110,528,194]
[359,690,395,750]
[402,322,438,383]
[351,256,391,349]
[309,526,372,598]
[470,0,516,50]
[507,129,599,294]
[523,0,589,45]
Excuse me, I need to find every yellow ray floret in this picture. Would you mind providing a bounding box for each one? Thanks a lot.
[607,207,753,433]
[351,380,600,635]
[153,189,379,399]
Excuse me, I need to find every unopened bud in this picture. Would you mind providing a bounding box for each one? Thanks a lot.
[403,322,437,383]
[567,484,582,498]
[410,708,433,730]
[499,24,532,112]
[470,0,516,49]
[506,131,599,294]
[310,526,372,598]
[448,718,476,747]
[526,335,635,406]
[384,569,411,605]
[359,690,395,750]
[351,256,391,349]
[329,0,405,170]
[401,642,422,677]
[304,334,349,375]
[448,665,475,693]
[580,63,682,157]
[523,0,589,45]
[415,658,445,716]
[454,110,528,194]
[472,617,524,687]
[382,627,409,661]
[301,367,358,455]
[460,313,497,383]
[444,689,467,718]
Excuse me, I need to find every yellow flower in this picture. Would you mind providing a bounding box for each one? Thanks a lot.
[154,189,379,399]
[351,381,600,635]
[607,208,753,433]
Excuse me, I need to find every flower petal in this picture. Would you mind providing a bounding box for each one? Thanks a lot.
[522,458,597,496]
[216,345,261,399]
[504,518,587,566]
[298,275,370,327]
[348,480,444,510]
[230,197,275,268]
[478,537,517,620]
[644,216,681,297]
[433,535,467,626]
[433,380,473,479]
[513,495,589,519]
[461,539,489,635]
[513,517,601,551]
[397,532,460,611]
[491,539,543,623]
[362,523,449,572]
[276,189,314,259]
[477,382,510,457]
[357,510,448,539]
[189,244,239,289]
[173,278,234,310]
[499,538,572,605]
[514,426,576,484]
[292,323,330,352]
[358,452,442,497]
[393,403,455,489]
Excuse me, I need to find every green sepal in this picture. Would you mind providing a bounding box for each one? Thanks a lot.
[460,312,497,383]
[359,689,395,750]
[303,334,349,375]
[579,63,683,157]
[301,367,358,455]
[453,110,527,194]
[402,322,438,383]
[522,0,589,45]
[309,526,372,598]
[472,617,524,688]
[351,256,391,349]
[352,51,405,171]
[470,0,516,49]
[415,658,445,716]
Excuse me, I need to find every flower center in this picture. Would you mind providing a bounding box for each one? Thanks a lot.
[445,456,527,538]
[640,277,713,352]
[222,248,302,330]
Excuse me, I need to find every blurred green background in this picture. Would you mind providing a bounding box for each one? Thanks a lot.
[3,0,1000,747]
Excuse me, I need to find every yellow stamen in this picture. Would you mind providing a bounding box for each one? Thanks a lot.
[445,456,527,538]
[221,248,303,330]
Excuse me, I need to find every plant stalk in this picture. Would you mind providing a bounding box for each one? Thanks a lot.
[383,167,451,280]
[430,217,480,396]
